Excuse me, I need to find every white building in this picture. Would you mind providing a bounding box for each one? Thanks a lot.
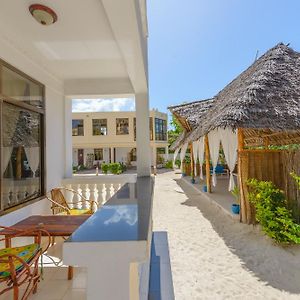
[0,1,154,299]
[72,109,169,168]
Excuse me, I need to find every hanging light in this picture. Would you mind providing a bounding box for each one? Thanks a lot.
[29,4,58,26]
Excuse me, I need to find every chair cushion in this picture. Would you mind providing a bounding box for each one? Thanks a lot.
[70,208,92,215]
[57,208,92,215]
[0,243,40,278]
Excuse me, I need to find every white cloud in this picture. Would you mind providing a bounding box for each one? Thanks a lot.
[72,98,135,112]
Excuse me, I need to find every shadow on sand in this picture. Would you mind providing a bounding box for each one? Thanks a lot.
[175,178,300,295]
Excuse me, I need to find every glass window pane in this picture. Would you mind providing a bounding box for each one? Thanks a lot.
[116,118,129,135]
[93,119,107,135]
[72,119,84,136]
[94,148,103,160]
[155,118,167,141]
[2,66,44,109]
[1,102,42,210]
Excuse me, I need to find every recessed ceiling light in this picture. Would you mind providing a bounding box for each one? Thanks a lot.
[29,4,58,26]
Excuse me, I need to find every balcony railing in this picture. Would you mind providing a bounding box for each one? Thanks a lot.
[61,174,137,209]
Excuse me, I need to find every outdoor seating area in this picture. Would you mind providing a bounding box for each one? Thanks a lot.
[0,173,151,299]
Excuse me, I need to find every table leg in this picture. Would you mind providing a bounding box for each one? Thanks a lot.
[68,266,73,280]
[5,236,11,248]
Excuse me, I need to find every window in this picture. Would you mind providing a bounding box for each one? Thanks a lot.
[94,149,103,161]
[72,119,84,136]
[157,147,166,154]
[92,119,107,135]
[0,60,45,211]
[149,117,153,140]
[133,117,153,141]
[155,118,167,141]
[116,118,129,135]
[130,148,137,161]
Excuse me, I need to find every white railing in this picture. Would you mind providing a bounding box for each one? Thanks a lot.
[61,174,137,208]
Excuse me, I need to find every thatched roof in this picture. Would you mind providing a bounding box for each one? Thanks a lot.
[187,43,300,145]
[170,130,190,151]
[168,98,214,150]
[168,98,214,130]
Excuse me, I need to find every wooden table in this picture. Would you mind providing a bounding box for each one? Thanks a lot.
[0,215,90,279]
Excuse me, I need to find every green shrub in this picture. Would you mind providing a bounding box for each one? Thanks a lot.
[247,179,300,244]
[120,162,127,172]
[175,159,181,168]
[157,155,165,164]
[291,172,300,188]
[108,163,122,175]
[101,163,109,174]
[165,160,173,169]
[184,156,191,164]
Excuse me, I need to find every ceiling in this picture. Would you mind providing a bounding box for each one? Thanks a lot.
[0,0,128,80]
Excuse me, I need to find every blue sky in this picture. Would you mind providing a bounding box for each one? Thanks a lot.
[72,98,135,112]
[148,0,300,113]
[73,1,300,122]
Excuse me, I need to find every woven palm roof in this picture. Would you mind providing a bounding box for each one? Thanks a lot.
[168,98,214,130]
[169,130,189,151]
[168,98,214,150]
[186,43,300,146]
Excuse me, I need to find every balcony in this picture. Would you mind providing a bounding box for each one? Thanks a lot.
[1,174,156,300]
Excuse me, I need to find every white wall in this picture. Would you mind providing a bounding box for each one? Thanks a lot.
[116,147,132,164]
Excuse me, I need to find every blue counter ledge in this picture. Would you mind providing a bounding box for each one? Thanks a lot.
[66,176,154,243]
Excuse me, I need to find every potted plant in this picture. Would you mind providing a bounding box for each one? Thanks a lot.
[231,186,240,214]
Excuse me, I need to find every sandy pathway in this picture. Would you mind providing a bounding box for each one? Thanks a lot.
[152,171,300,300]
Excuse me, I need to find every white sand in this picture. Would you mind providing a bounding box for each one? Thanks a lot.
[153,171,300,300]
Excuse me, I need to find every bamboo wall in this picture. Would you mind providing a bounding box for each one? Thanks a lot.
[282,151,300,222]
[239,150,300,224]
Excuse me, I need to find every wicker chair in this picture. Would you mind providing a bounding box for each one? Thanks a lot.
[46,187,98,216]
[0,226,50,300]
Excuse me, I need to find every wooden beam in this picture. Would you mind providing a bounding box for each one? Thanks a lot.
[238,128,245,151]
[190,143,194,180]
[204,135,211,193]
[237,128,247,223]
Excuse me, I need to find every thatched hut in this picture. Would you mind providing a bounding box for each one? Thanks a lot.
[168,99,214,174]
[170,43,300,224]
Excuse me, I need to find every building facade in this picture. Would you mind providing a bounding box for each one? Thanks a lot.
[72,109,169,168]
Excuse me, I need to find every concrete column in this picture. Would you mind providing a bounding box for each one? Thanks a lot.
[110,147,115,163]
[64,97,73,178]
[135,93,151,176]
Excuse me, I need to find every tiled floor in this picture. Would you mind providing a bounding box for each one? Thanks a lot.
[1,238,87,300]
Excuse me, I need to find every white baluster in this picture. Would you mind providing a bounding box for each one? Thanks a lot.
[105,183,110,203]
[109,183,115,198]
[94,184,101,208]
[112,183,119,196]
[72,184,80,209]
[89,183,96,211]
[81,184,88,209]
